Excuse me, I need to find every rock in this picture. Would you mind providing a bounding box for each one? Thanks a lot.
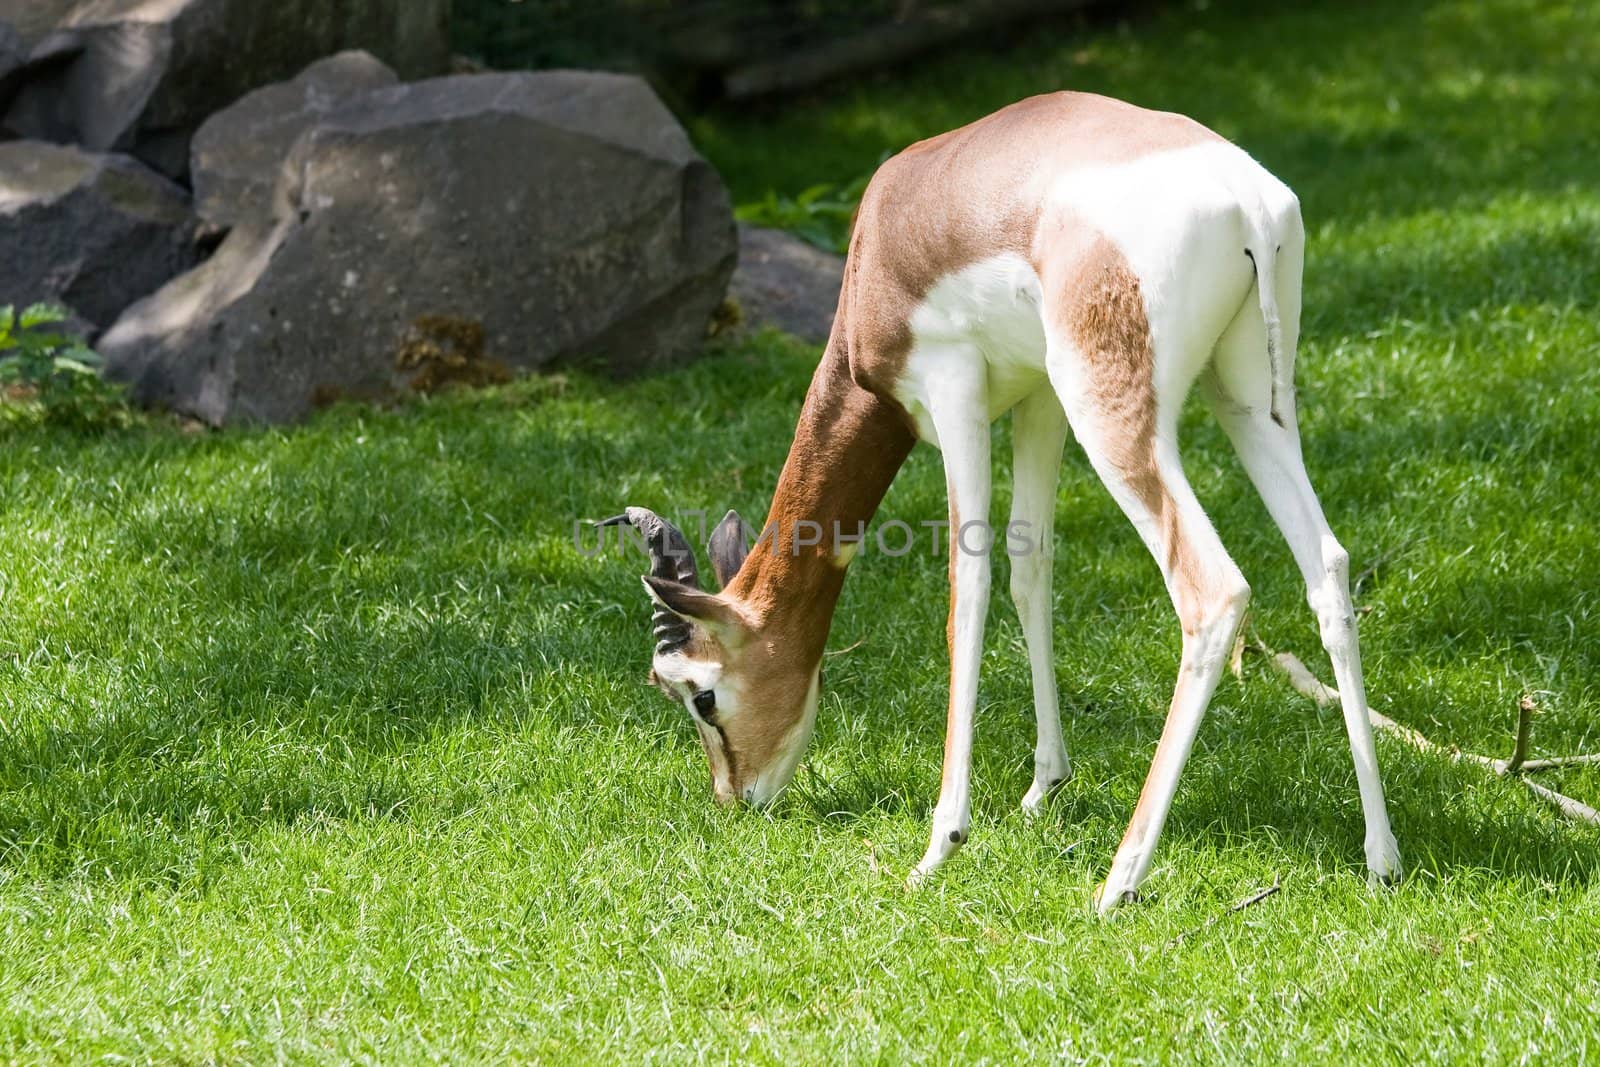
[0,20,25,100]
[0,141,198,334]
[101,71,738,426]
[191,51,398,229]
[0,0,450,178]
[729,224,844,343]
[0,3,75,46]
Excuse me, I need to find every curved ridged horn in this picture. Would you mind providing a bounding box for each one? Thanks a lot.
[598,507,700,653]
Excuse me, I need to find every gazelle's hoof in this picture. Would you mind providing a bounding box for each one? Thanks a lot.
[1093,882,1143,914]
[1365,835,1403,889]
[1020,769,1071,817]
[1367,865,1404,889]
[908,827,966,889]
[906,858,939,890]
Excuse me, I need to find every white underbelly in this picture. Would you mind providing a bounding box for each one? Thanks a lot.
[895,253,1050,441]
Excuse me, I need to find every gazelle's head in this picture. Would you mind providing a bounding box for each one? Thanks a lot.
[603,507,820,807]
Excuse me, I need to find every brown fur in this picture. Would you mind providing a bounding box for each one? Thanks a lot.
[1054,239,1206,626]
[714,639,812,781]
[706,339,917,778]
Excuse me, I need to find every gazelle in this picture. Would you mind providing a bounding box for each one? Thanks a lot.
[606,91,1401,910]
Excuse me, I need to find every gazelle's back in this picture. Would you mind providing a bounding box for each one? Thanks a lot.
[841,92,1273,394]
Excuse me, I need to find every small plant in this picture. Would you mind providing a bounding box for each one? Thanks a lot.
[0,304,132,431]
[735,173,873,254]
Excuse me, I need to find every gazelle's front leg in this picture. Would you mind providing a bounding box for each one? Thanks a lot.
[1009,388,1071,814]
[910,350,992,882]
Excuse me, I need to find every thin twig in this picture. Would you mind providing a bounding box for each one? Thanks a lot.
[1229,881,1283,913]
[1352,539,1413,601]
[1255,640,1598,826]
[1167,879,1282,949]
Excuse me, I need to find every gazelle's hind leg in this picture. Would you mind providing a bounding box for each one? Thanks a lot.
[1202,292,1402,885]
[1010,388,1071,814]
[1043,284,1250,914]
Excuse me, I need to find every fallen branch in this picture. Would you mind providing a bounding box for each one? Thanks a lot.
[1515,754,1600,771]
[1250,640,1598,825]
[1520,778,1600,823]
[1269,650,1340,707]
[1228,623,1248,681]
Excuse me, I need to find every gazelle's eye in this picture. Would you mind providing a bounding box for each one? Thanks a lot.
[692,690,717,719]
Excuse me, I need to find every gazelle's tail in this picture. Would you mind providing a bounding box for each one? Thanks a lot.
[1242,222,1288,427]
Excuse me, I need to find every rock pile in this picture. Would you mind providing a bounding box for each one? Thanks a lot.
[1,1,745,425]
[102,70,737,424]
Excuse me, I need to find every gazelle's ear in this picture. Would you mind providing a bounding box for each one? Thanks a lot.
[707,509,751,589]
[642,576,749,635]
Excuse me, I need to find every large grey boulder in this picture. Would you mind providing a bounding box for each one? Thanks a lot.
[729,224,844,343]
[0,0,450,178]
[191,50,398,229]
[0,141,198,333]
[101,71,738,425]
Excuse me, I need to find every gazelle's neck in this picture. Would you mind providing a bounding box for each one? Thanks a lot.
[726,340,916,660]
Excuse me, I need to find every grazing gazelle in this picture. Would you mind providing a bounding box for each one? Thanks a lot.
[605,91,1401,909]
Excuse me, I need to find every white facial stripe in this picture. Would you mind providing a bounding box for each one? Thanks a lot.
[695,717,733,786]
[651,651,722,694]
[654,651,744,758]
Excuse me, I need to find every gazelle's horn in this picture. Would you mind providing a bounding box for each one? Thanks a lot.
[598,507,700,653]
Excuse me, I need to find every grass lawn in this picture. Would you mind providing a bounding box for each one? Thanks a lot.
[5,0,1600,1060]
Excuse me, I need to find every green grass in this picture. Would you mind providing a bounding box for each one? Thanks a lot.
[5,0,1600,1060]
